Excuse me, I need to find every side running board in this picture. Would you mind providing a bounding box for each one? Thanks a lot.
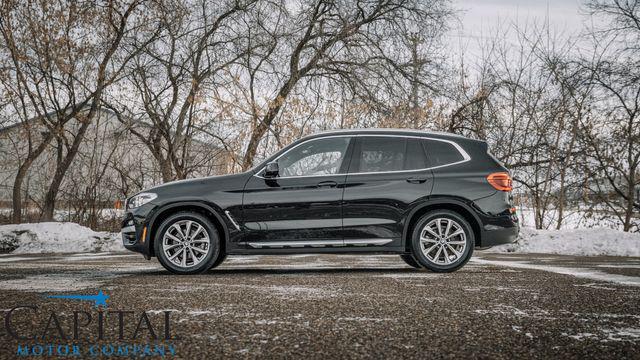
[245,238,393,249]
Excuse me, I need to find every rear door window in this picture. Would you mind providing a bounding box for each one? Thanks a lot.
[404,138,429,170]
[351,137,406,173]
[349,136,430,173]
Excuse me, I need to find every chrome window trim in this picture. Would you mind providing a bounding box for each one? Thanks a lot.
[253,133,471,180]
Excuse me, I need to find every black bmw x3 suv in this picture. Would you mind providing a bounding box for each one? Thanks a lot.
[122,129,518,274]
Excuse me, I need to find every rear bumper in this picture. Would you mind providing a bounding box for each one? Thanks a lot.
[471,190,520,247]
[480,224,519,247]
[479,210,520,247]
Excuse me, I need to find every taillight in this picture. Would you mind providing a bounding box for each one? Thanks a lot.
[487,172,513,191]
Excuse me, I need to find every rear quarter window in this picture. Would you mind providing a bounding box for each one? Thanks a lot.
[422,139,465,167]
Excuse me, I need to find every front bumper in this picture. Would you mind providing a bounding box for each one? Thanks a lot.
[121,202,157,256]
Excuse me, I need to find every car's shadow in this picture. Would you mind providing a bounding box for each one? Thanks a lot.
[135,267,424,276]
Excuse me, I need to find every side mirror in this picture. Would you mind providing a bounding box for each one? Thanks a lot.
[264,162,279,178]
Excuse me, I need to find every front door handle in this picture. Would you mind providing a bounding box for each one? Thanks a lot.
[317,181,338,188]
[406,177,428,184]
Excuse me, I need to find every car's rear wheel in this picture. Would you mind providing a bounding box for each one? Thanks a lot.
[154,212,222,275]
[399,254,423,269]
[410,210,474,272]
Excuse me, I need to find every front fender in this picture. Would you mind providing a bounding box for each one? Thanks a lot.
[146,200,232,255]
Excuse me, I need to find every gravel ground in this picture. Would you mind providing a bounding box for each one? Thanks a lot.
[0,252,639,359]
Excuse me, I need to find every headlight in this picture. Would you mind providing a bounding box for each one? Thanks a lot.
[127,192,157,209]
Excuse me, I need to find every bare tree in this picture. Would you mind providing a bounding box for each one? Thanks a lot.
[442,20,596,229]
[238,0,452,170]
[0,0,154,221]
[581,0,640,231]
[108,0,255,183]
[581,60,640,231]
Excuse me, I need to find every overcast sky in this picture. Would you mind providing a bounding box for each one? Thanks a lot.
[448,0,589,58]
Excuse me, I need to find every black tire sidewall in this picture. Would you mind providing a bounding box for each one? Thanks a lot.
[210,254,227,269]
[400,254,423,269]
[411,210,474,272]
[154,212,221,275]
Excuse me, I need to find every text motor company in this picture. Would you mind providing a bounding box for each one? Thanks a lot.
[1,291,179,357]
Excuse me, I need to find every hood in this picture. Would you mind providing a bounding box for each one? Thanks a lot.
[143,172,251,197]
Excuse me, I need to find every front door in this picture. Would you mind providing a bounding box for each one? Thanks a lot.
[241,136,354,248]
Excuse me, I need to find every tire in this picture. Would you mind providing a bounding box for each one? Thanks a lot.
[209,254,227,270]
[154,211,222,275]
[410,210,474,273]
[399,254,423,269]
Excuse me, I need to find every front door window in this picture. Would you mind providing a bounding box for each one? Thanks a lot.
[276,137,350,177]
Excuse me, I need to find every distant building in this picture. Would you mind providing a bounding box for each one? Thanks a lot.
[0,108,231,214]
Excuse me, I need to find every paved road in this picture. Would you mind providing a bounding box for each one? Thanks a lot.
[0,252,639,359]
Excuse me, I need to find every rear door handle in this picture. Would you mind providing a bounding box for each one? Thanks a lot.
[406,177,428,184]
[317,181,338,188]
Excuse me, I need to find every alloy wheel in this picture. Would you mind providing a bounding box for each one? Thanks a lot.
[419,217,467,265]
[162,220,211,268]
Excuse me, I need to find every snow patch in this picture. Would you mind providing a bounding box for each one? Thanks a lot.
[573,283,617,291]
[563,332,599,341]
[0,222,123,254]
[474,304,552,319]
[59,254,135,261]
[337,317,394,322]
[563,328,640,342]
[377,273,440,279]
[511,325,534,339]
[0,256,38,263]
[487,227,640,257]
[0,273,113,292]
[188,310,213,316]
[256,285,337,299]
[595,264,640,269]
[196,283,339,299]
[472,258,640,287]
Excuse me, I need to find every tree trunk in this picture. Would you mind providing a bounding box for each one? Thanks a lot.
[41,182,61,221]
[12,163,30,223]
[160,158,174,183]
[11,135,52,223]
[534,192,542,229]
[40,121,92,221]
[242,120,270,171]
[623,166,636,232]
[556,119,579,230]
[242,75,299,171]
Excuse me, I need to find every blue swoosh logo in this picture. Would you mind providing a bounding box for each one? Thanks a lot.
[47,290,109,308]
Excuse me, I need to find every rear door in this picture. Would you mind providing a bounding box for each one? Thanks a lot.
[342,136,433,246]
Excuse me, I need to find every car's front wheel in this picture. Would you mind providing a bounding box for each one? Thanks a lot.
[410,210,474,272]
[399,254,423,269]
[154,212,222,275]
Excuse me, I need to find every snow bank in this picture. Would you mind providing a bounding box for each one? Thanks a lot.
[0,222,123,254]
[489,227,640,257]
